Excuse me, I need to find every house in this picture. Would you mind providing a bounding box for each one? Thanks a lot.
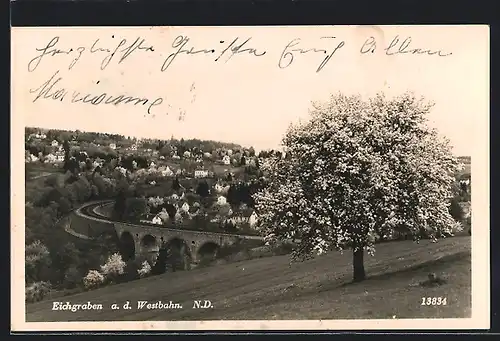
[214,183,223,193]
[248,211,258,227]
[54,151,65,162]
[51,140,59,147]
[130,144,138,151]
[227,209,258,227]
[222,155,231,165]
[170,193,180,200]
[227,214,246,225]
[152,216,163,225]
[180,202,190,213]
[109,143,117,150]
[194,169,209,178]
[44,154,56,164]
[160,166,174,177]
[217,196,227,205]
[156,208,169,222]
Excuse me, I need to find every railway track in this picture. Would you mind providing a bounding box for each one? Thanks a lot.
[75,201,265,240]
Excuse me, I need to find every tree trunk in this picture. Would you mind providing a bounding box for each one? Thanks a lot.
[353,248,366,282]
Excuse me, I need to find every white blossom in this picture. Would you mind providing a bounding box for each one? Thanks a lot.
[83,270,104,289]
[253,92,460,270]
[137,261,152,278]
[100,253,126,278]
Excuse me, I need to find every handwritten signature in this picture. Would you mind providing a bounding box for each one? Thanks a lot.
[360,35,452,57]
[29,70,165,116]
[27,36,155,72]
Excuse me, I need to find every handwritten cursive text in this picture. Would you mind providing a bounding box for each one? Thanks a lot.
[27,36,155,72]
[279,36,346,73]
[29,70,164,115]
[384,35,452,57]
[28,37,75,72]
[161,36,216,72]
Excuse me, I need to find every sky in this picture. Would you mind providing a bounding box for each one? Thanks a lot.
[13,25,489,156]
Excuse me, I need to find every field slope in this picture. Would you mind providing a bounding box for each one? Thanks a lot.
[26,236,471,321]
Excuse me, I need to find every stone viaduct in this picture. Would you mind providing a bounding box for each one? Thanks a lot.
[114,222,262,264]
[73,201,263,266]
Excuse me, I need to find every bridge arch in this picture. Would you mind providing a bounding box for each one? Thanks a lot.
[141,234,159,265]
[152,237,193,274]
[141,234,157,248]
[166,237,193,265]
[197,241,220,265]
[119,231,135,261]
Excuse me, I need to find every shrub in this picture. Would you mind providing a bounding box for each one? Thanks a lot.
[25,240,52,283]
[26,281,52,303]
[100,253,126,282]
[137,260,152,278]
[83,270,105,290]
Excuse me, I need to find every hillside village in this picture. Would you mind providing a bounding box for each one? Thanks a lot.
[24,126,473,304]
[25,127,472,235]
[24,127,286,234]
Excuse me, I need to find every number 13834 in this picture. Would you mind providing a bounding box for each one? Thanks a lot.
[421,297,447,306]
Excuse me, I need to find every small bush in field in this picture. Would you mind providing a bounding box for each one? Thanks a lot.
[83,270,105,290]
[26,281,52,303]
[100,253,126,281]
[137,261,152,278]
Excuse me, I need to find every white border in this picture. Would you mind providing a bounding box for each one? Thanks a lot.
[11,25,491,332]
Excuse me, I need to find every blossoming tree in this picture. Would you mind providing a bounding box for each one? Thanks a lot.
[253,92,461,282]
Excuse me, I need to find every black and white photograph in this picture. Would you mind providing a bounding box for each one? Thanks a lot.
[11,25,489,331]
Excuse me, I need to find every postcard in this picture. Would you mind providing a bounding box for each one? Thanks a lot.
[11,25,490,331]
